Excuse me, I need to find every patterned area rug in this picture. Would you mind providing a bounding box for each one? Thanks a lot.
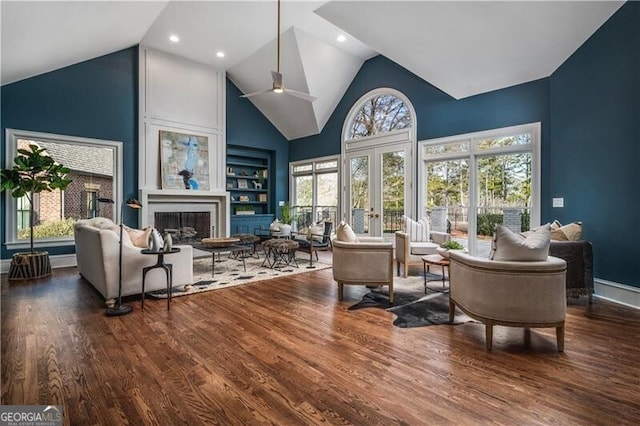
[148,252,331,298]
[348,274,476,328]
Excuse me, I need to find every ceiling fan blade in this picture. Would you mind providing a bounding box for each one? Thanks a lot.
[284,88,317,102]
[240,88,272,98]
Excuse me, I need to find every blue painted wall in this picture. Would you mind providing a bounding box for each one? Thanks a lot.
[550,1,640,287]
[291,3,640,289]
[226,79,289,213]
[1,47,138,259]
[290,56,551,232]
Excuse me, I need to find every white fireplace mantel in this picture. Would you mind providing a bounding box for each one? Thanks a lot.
[139,189,230,237]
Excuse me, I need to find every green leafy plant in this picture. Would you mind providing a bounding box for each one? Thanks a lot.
[279,201,292,224]
[440,240,465,250]
[1,144,72,253]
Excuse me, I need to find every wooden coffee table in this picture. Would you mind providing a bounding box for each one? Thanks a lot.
[422,254,450,293]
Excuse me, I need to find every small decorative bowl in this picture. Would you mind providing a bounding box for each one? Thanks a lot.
[201,237,240,247]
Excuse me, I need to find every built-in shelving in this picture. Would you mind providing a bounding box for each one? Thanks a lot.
[226,146,275,234]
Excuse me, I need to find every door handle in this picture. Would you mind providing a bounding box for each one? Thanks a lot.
[369,213,380,218]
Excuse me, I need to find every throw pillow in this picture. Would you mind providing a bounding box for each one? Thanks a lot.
[107,225,133,246]
[550,220,582,241]
[491,224,550,262]
[402,215,430,242]
[309,223,325,242]
[336,221,358,242]
[126,226,152,248]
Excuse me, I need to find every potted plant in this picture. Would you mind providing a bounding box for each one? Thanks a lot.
[437,240,466,259]
[279,201,292,236]
[235,204,255,215]
[1,144,71,280]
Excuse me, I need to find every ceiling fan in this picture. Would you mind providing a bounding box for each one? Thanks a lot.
[240,0,316,102]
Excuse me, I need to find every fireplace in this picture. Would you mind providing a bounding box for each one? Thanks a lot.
[140,189,230,238]
[154,212,211,243]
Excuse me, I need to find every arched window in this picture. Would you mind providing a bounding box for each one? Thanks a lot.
[346,93,412,140]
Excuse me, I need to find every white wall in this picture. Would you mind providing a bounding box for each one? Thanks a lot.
[138,46,226,191]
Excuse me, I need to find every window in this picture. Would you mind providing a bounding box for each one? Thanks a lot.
[418,123,540,256]
[346,93,412,140]
[4,129,122,249]
[290,157,339,230]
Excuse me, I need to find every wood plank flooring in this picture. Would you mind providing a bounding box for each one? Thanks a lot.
[2,266,640,425]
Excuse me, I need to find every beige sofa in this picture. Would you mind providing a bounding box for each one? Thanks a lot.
[332,237,395,303]
[449,251,567,351]
[74,218,193,304]
[395,230,451,277]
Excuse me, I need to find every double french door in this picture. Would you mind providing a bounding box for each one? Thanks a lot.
[344,143,412,240]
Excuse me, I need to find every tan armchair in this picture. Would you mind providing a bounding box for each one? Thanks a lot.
[448,251,567,351]
[395,230,450,277]
[332,237,395,303]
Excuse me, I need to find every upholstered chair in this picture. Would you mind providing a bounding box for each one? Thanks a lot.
[332,236,395,303]
[395,230,450,277]
[448,251,567,351]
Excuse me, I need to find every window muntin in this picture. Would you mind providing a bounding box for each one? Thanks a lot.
[290,156,339,229]
[347,94,412,140]
[4,129,122,249]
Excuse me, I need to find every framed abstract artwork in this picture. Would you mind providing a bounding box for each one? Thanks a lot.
[160,130,210,190]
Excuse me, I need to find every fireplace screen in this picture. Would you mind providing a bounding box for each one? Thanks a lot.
[154,212,210,243]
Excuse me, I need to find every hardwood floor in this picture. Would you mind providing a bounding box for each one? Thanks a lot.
[2,266,640,425]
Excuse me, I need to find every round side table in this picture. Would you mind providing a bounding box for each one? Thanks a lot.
[141,248,181,311]
[422,254,450,294]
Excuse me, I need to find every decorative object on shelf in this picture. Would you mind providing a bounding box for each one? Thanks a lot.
[163,232,173,251]
[159,130,210,191]
[201,237,240,247]
[226,183,233,190]
[148,228,163,252]
[226,167,234,175]
[236,204,255,215]
[258,193,267,202]
[0,143,72,280]
[239,195,250,202]
[99,197,143,316]
[237,179,248,189]
[253,181,262,190]
[437,240,466,259]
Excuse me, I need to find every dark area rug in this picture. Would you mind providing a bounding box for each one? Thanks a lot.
[348,280,475,328]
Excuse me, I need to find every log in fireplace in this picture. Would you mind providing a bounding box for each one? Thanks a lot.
[154,212,211,243]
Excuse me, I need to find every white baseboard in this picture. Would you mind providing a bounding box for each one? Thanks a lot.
[594,278,640,310]
[1,253,77,274]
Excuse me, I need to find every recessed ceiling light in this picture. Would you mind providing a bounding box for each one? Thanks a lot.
[169,34,180,43]
[216,51,225,58]
[337,34,346,42]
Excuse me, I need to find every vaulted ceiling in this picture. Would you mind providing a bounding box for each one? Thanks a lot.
[1,1,624,140]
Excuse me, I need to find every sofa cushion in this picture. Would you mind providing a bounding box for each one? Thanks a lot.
[85,217,117,229]
[402,215,430,242]
[491,224,550,262]
[410,241,439,255]
[336,221,358,242]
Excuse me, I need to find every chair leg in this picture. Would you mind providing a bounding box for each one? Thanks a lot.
[485,322,493,350]
[403,262,409,278]
[449,300,455,322]
[338,283,344,301]
[388,282,394,304]
[397,261,400,276]
[556,324,565,352]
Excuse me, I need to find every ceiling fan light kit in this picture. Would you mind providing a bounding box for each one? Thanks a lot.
[240,0,316,102]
